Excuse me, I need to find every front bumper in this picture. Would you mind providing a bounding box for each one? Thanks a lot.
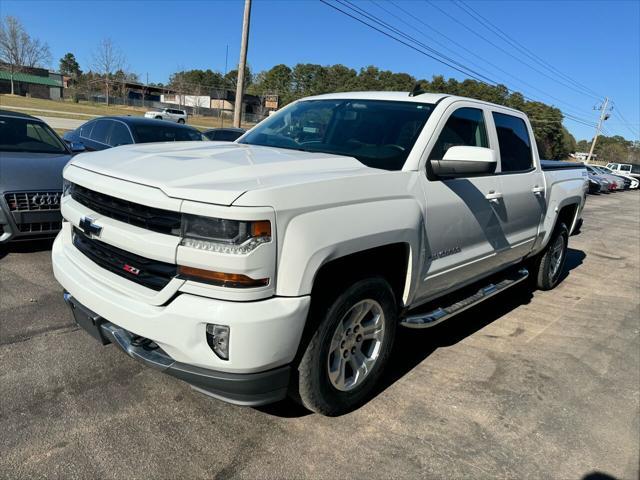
[52,228,310,376]
[64,293,291,405]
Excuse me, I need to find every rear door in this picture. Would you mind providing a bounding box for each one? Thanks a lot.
[490,110,545,263]
[86,119,114,151]
[416,101,507,301]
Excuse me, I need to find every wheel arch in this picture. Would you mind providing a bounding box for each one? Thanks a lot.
[274,198,423,304]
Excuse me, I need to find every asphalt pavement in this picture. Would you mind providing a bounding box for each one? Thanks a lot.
[0,191,638,479]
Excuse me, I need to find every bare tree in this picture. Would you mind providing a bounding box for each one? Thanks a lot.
[91,38,124,106]
[0,16,51,94]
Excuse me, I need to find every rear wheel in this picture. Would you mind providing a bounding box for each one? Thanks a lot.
[294,277,397,416]
[532,222,569,290]
[155,116,162,120]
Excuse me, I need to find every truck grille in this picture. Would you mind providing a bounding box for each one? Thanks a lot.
[5,191,62,211]
[70,184,181,235]
[72,228,177,291]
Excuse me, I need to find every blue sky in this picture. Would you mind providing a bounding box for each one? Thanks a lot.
[4,0,639,141]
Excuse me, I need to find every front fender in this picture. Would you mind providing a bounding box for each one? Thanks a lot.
[275,198,423,299]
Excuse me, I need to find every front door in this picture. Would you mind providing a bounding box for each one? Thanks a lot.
[415,103,509,303]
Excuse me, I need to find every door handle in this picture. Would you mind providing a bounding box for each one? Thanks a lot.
[485,191,503,203]
[532,186,545,196]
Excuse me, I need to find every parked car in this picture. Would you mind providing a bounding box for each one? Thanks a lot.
[586,165,623,191]
[586,174,606,194]
[0,110,82,243]
[606,162,640,180]
[600,165,639,189]
[62,116,203,152]
[202,127,246,142]
[53,92,587,415]
[144,108,188,123]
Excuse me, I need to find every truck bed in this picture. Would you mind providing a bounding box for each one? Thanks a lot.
[540,160,585,171]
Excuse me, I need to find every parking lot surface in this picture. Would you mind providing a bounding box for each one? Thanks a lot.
[1,192,638,479]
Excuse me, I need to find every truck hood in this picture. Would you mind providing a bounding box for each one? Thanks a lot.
[0,151,72,192]
[69,142,376,205]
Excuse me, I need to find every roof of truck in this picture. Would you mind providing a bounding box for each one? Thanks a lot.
[302,91,525,114]
[304,91,450,104]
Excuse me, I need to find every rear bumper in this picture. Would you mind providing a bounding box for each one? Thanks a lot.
[64,293,291,406]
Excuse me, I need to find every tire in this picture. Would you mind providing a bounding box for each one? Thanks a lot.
[294,277,397,416]
[532,222,569,291]
[155,116,162,120]
[177,118,185,124]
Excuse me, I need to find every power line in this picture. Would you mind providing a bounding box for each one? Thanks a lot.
[424,0,603,107]
[611,104,640,140]
[378,0,595,119]
[337,0,499,85]
[321,0,599,128]
[319,0,502,85]
[453,0,604,102]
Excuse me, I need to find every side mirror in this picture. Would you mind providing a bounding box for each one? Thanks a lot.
[430,146,497,177]
[69,141,86,153]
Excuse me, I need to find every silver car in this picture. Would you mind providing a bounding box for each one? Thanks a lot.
[0,110,81,243]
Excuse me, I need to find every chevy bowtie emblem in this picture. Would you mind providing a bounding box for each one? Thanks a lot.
[79,216,102,237]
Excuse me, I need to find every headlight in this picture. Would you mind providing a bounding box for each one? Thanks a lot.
[180,214,271,254]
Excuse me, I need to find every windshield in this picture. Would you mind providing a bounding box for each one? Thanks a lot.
[132,124,202,143]
[239,99,434,171]
[0,116,68,154]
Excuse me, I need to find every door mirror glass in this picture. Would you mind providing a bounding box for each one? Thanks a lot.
[69,141,86,153]
[430,146,497,177]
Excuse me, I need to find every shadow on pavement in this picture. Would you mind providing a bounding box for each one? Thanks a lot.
[0,238,54,260]
[261,248,587,418]
[582,472,619,480]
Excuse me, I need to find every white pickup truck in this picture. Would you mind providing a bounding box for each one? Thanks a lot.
[144,107,188,124]
[53,92,588,415]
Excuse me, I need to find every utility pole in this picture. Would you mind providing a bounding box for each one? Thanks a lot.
[586,97,611,164]
[233,0,251,128]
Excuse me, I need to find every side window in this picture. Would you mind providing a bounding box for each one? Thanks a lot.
[90,120,112,144]
[80,121,95,138]
[492,112,533,172]
[109,122,133,147]
[429,107,488,160]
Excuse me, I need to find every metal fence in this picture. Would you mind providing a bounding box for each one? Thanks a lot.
[72,91,267,126]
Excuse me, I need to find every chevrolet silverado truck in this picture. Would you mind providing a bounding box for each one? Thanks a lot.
[52,92,587,415]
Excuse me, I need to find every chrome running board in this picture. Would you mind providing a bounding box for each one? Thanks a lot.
[401,268,529,329]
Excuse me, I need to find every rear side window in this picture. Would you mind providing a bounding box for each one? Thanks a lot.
[109,122,133,147]
[429,107,488,160]
[493,112,533,172]
[90,120,112,144]
[632,165,640,174]
[133,124,202,143]
[620,164,632,172]
[80,121,95,138]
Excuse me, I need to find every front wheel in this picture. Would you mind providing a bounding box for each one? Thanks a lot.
[532,222,569,290]
[155,116,162,120]
[177,118,185,124]
[294,277,397,416]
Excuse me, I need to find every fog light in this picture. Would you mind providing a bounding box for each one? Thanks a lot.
[206,324,230,360]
